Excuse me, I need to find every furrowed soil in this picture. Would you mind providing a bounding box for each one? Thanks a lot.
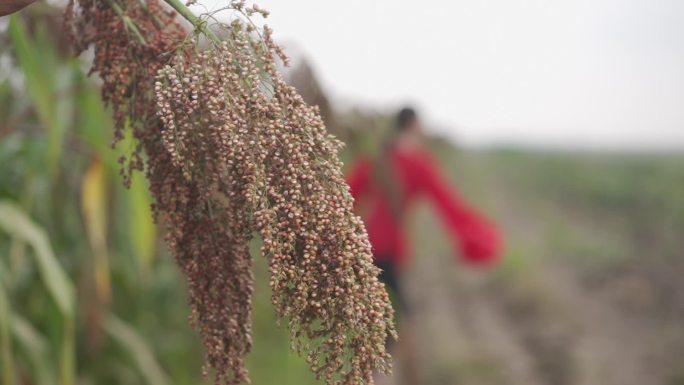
[375,148,684,385]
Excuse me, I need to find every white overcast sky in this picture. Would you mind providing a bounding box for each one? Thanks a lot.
[198,0,684,150]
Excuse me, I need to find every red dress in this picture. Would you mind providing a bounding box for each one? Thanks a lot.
[347,145,501,267]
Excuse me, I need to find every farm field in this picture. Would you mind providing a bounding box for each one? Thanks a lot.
[391,148,684,385]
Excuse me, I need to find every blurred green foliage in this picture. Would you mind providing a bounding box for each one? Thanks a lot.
[484,149,684,261]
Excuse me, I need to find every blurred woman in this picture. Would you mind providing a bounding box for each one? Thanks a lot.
[346,107,502,384]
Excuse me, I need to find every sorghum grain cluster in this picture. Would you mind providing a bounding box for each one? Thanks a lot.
[66,1,395,384]
[64,0,185,186]
[66,2,255,383]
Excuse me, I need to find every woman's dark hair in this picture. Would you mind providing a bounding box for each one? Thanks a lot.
[396,107,417,131]
[375,107,417,219]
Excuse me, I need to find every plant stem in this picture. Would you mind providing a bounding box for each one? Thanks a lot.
[161,0,220,44]
[104,0,147,45]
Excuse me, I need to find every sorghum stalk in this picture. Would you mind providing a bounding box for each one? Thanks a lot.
[161,0,219,43]
[65,1,395,384]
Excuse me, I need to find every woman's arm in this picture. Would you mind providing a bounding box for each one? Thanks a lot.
[411,152,501,265]
[346,157,372,202]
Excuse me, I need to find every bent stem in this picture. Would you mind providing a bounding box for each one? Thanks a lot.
[104,0,147,45]
[161,0,220,44]
[103,0,219,45]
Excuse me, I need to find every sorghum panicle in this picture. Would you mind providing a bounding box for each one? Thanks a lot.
[66,1,395,384]
[64,0,184,186]
[66,1,255,383]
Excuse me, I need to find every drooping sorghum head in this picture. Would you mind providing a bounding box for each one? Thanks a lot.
[64,0,184,186]
[66,2,256,383]
[66,1,395,384]
[154,19,396,383]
